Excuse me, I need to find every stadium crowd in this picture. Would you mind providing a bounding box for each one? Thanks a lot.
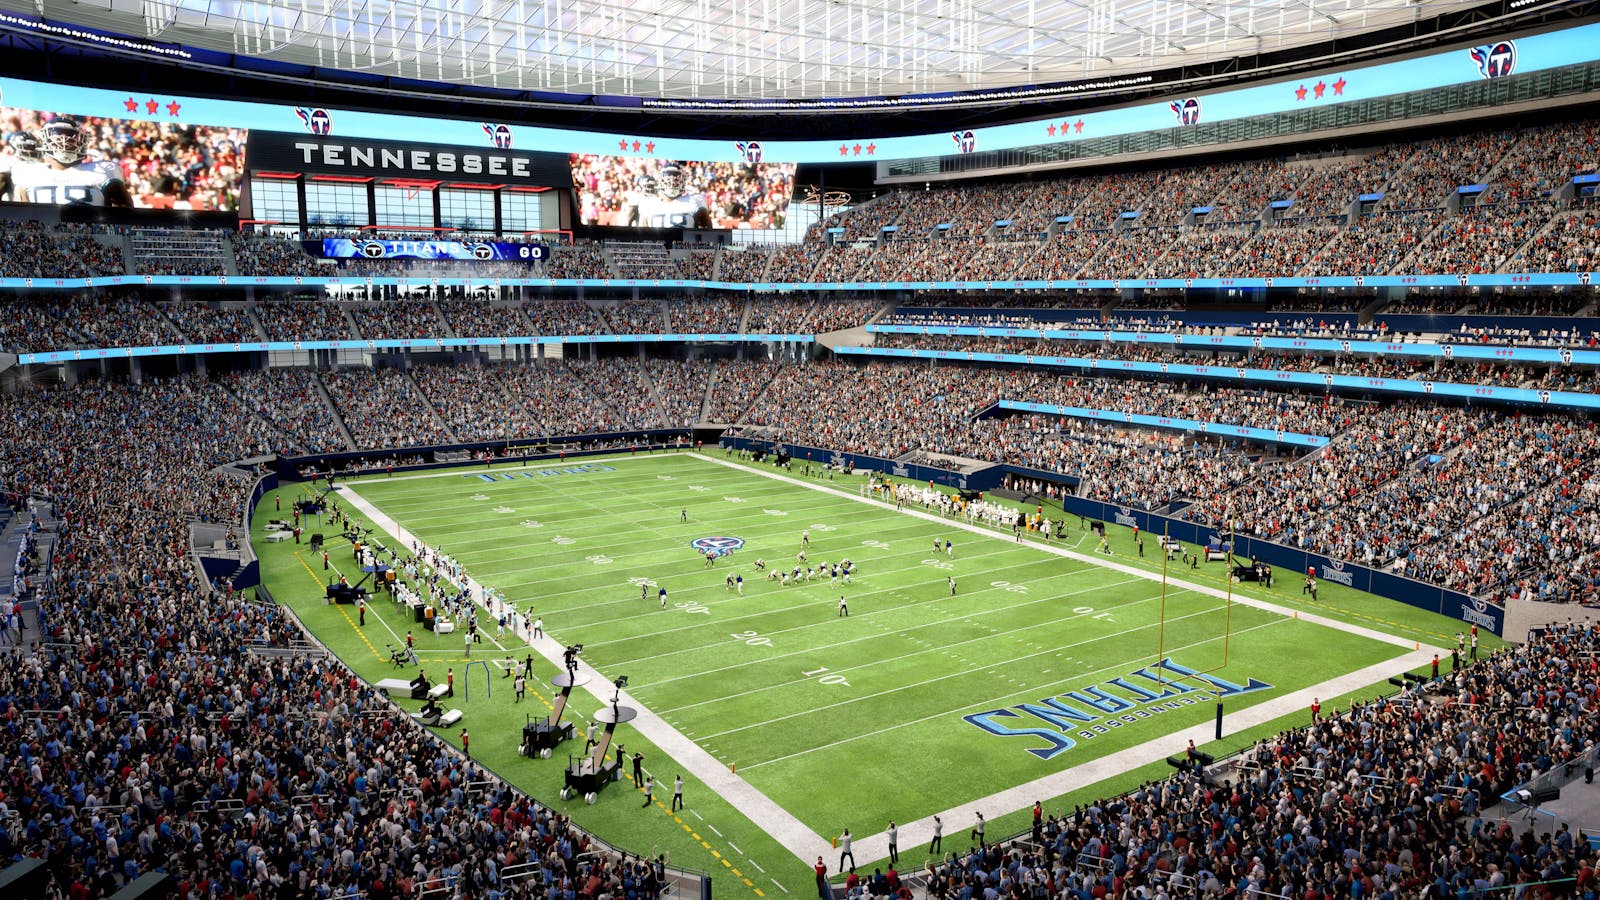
[746,298,882,334]
[221,368,348,454]
[647,359,712,428]
[321,368,454,448]
[163,302,261,345]
[0,223,124,279]
[706,360,783,423]
[0,372,676,900]
[12,80,1600,900]
[436,299,536,339]
[254,301,355,341]
[925,621,1599,900]
[350,301,450,342]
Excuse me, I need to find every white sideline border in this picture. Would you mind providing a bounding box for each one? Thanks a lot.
[333,480,839,865]
[329,453,1442,868]
[338,452,692,487]
[687,453,1442,860]
[689,453,1424,650]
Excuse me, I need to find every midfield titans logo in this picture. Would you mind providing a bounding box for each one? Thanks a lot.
[692,536,745,558]
[1469,41,1517,79]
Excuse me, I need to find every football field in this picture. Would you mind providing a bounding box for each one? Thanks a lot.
[257,450,1469,890]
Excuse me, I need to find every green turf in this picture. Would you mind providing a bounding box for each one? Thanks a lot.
[253,450,1501,894]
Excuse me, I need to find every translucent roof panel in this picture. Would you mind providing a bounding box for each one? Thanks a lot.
[39,0,1481,101]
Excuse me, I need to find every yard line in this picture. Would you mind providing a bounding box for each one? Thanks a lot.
[607,574,1135,675]
[647,584,1191,713]
[480,517,1012,603]
[336,477,839,865]
[384,496,934,571]
[692,602,1228,733]
[386,489,853,540]
[341,453,699,486]
[840,648,1437,864]
[689,454,1425,651]
[362,460,830,515]
[569,545,1039,635]
[738,618,1290,771]
[382,500,924,585]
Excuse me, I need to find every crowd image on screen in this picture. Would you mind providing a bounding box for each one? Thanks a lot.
[571,154,796,229]
[1,108,245,209]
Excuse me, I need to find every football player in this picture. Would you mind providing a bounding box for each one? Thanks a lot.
[0,132,41,202]
[619,174,657,227]
[634,163,710,228]
[15,118,132,207]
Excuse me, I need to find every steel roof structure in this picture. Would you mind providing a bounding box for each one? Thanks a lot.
[31,0,1484,101]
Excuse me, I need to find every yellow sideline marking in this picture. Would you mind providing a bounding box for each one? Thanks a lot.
[296,550,385,662]
[631,783,765,896]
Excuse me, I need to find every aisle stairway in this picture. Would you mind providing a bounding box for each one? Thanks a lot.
[311,371,359,451]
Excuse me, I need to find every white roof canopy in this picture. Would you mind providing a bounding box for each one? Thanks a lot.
[43,0,1479,101]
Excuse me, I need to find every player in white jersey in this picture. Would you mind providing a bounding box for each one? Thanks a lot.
[15,119,132,207]
[632,165,709,228]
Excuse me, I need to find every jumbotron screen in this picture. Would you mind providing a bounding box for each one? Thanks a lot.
[0,107,246,210]
[319,238,547,261]
[571,154,796,229]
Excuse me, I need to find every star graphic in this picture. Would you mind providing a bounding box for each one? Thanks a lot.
[1047,123,1057,136]
[618,139,628,150]
[166,101,181,117]
[1332,77,1347,95]
[630,140,641,152]
[123,97,138,112]
[852,143,862,155]
[865,142,876,155]
[644,140,655,153]
[1294,84,1308,101]
[839,145,849,156]
[145,99,159,114]
[1313,81,1326,99]
[1074,119,1084,133]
